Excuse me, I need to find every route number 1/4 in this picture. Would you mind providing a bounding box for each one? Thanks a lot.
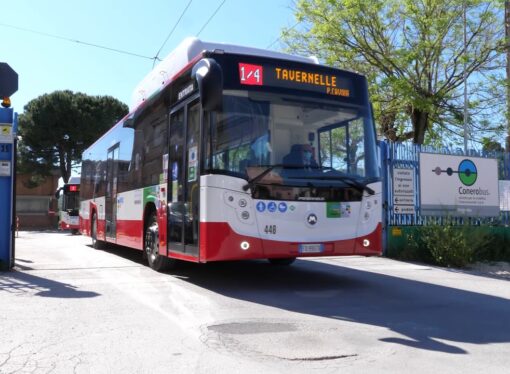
[239,63,263,86]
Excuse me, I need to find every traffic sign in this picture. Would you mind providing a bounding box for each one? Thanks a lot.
[393,168,416,215]
[0,63,18,97]
[393,195,415,205]
[393,168,415,195]
[394,205,416,215]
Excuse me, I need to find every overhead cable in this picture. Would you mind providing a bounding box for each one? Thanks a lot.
[0,22,154,60]
[266,20,300,49]
[196,0,226,37]
[152,0,194,67]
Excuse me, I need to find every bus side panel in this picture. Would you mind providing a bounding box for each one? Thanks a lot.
[354,222,382,256]
[79,199,91,236]
[354,181,383,256]
[94,198,106,242]
[116,220,144,250]
[116,189,145,250]
[200,222,265,261]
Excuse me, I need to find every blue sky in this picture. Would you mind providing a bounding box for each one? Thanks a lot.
[2,0,296,113]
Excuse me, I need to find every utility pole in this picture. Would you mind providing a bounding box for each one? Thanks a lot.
[463,2,469,154]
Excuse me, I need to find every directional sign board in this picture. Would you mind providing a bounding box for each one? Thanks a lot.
[0,63,18,97]
[393,168,416,215]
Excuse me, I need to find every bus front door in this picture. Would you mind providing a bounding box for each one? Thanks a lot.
[168,100,200,257]
[105,144,119,240]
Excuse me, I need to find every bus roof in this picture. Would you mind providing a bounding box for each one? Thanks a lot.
[130,37,318,110]
[67,176,80,185]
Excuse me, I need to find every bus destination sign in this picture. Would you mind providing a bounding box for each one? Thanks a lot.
[238,62,351,98]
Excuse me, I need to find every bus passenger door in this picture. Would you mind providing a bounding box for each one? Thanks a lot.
[167,99,200,257]
[105,144,119,240]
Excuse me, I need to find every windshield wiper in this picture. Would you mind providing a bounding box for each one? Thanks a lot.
[242,164,283,191]
[296,174,375,195]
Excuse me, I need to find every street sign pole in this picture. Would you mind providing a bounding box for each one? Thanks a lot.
[0,62,18,270]
[0,107,15,270]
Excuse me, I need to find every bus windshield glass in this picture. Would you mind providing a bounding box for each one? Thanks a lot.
[208,91,379,196]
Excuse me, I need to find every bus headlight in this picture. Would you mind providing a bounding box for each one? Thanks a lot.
[241,211,250,220]
[363,239,370,247]
[238,198,247,207]
[240,241,250,250]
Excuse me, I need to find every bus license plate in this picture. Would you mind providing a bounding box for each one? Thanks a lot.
[299,243,324,253]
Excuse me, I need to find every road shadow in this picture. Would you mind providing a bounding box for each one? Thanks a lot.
[86,243,146,265]
[0,269,100,299]
[160,259,510,355]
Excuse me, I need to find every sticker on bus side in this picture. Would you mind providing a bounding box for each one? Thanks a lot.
[188,146,198,182]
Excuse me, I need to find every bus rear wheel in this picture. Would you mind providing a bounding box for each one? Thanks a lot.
[268,258,296,266]
[145,213,174,272]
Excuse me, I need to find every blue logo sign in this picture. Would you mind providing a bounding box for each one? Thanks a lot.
[278,202,287,213]
[256,201,266,212]
[172,162,179,179]
[267,202,277,212]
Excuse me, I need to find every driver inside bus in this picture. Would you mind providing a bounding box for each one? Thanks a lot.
[283,144,318,169]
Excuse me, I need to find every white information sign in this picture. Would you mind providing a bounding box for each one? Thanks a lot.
[0,160,11,176]
[392,168,415,215]
[0,124,13,143]
[419,153,499,217]
[500,180,510,212]
[393,205,416,215]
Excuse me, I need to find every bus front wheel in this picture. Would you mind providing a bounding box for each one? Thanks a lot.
[145,213,174,272]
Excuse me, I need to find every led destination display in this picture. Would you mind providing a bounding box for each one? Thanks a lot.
[239,62,353,98]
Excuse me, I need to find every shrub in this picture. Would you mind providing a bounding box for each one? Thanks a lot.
[403,221,504,268]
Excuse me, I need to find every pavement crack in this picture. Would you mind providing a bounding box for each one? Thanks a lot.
[277,353,358,361]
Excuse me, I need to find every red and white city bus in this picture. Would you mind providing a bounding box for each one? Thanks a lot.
[79,37,382,271]
[56,177,81,234]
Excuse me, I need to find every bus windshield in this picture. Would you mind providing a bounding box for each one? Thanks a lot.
[208,91,379,194]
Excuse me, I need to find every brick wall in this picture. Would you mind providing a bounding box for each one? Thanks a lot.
[16,173,60,230]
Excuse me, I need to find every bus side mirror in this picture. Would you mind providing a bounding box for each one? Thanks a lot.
[55,187,62,199]
[192,58,223,112]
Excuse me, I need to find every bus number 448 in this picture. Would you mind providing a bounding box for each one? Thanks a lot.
[264,225,276,235]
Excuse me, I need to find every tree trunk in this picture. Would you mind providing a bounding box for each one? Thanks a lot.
[411,108,429,144]
[506,1,510,151]
[57,146,70,183]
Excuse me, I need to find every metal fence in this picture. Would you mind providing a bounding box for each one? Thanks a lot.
[380,141,510,227]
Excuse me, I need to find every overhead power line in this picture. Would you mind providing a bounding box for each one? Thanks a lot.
[0,22,154,60]
[152,0,194,67]
[196,0,226,37]
[266,20,300,50]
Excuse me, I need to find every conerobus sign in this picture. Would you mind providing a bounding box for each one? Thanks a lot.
[420,153,499,217]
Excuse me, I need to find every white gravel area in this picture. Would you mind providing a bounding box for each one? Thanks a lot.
[467,261,510,280]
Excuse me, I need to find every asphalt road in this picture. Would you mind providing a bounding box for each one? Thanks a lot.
[1,231,509,374]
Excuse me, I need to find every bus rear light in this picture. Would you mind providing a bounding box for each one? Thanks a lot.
[363,239,370,247]
[240,241,250,250]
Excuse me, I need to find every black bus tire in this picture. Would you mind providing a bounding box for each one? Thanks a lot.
[145,212,174,272]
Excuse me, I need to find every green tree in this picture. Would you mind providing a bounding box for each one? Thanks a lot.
[18,90,128,183]
[282,0,504,145]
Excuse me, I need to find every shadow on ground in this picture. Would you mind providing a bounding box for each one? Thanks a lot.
[65,242,510,354]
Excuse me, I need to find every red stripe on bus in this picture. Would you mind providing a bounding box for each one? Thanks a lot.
[199,222,382,262]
